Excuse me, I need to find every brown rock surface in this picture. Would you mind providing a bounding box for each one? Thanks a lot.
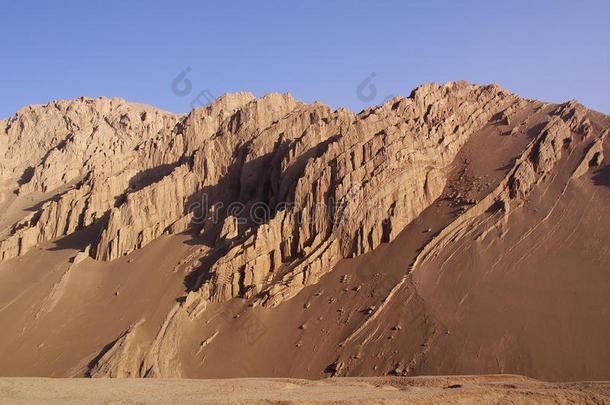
[0,82,608,383]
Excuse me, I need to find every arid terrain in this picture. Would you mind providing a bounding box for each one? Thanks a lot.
[1,375,609,404]
[0,81,608,402]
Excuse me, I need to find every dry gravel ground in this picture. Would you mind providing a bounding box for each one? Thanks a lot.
[0,375,608,404]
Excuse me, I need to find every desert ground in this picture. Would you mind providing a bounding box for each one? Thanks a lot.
[1,375,609,404]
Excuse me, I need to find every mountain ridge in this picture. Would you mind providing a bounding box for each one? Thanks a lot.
[0,81,608,381]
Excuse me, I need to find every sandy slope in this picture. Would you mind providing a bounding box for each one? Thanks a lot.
[0,375,608,404]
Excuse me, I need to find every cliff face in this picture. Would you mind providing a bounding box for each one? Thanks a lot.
[0,82,608,380]
[0,97,182,259]
[1,82,522,302]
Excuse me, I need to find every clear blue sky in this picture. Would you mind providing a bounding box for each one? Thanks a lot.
[1,1,609,119]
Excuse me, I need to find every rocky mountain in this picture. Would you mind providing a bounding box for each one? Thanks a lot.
[0,81,608,381]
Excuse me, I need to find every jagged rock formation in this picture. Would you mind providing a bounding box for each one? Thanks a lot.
[2,82,523,303]
[0,97,182,259]
[0,82,608,381]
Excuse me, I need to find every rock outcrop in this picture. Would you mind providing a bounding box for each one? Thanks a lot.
[0,82,604,311]
[1,81,608,381]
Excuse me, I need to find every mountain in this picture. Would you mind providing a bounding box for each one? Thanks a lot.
[0,81,608,381]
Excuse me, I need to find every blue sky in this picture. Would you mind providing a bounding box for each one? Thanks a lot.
[1,1,609,118]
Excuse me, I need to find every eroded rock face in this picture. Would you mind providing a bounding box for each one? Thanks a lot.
[188,82,524,306]
[0,81,599,310]
[3,81,608,380]
[1,97,181,195]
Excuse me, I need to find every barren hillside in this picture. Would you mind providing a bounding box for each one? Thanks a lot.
[0,81,608,381]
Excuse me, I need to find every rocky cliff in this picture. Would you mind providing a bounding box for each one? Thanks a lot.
[1,82,525,302]
[0,82,608,380]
